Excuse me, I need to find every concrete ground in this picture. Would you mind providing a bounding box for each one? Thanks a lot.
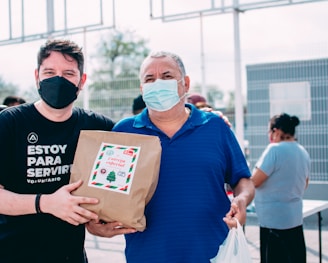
[85,216,328,263]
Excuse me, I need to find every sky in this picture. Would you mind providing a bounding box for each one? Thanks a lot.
[1,0,328,102]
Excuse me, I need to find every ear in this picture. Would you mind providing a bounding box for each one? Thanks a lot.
[184,76,190,93]
[269,131,275,143]
[34,69,39,88]
[272,128,283,142]
[78,73,87,91]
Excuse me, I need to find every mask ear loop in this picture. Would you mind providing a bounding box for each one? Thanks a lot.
[180,92,188,101]
[75,77,84,93]
[177,77,188,101]
[37,79,42,90]
[76,78,82,89]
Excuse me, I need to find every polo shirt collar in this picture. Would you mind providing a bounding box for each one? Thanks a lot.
[133,104,209,130]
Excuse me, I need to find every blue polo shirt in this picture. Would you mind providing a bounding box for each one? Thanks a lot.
[113,104,251,263]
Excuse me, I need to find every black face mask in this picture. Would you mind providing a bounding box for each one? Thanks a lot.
[38,76,79,109]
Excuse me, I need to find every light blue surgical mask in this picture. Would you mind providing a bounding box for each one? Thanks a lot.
[142,79,185,112]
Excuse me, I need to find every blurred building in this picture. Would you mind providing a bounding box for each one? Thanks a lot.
[245,58,328,203]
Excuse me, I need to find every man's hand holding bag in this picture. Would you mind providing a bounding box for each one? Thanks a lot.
[211,219,253,263]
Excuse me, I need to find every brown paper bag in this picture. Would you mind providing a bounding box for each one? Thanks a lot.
[70,130,161,231]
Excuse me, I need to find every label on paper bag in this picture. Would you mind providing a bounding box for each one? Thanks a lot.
[89,143,140,195]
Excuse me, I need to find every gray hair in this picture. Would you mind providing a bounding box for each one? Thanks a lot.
[139,51,186,80]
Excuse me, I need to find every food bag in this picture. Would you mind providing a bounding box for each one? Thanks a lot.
[70,130,161,231]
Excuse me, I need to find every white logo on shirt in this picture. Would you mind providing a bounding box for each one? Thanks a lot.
[27,132,38,144]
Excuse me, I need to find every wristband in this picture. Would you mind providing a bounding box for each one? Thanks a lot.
[35,193,43,214]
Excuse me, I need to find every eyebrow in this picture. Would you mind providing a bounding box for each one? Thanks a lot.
[41,67,54,71]
[41,67,77,73]
[63,69,78,74]
[145,71,171,77]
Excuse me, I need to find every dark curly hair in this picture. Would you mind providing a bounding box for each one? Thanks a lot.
[37,39,84,76]
[269,113,300,136]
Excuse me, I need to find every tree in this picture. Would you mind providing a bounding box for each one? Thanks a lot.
[83,29,150,120]
[191,83,225,109]
[21,84,40,103]
[107,171,116,183]
[0,76,20,103]
[207,86,225,109]
[89,29,150,90]
[226,91,235,110]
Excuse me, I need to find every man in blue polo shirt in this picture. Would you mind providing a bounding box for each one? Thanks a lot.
[87,51,255,263]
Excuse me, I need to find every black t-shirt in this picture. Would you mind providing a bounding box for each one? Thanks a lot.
[0,103,115,263]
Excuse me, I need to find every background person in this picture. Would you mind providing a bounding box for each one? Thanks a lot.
[2,95,26,106]
[187,92,231,127]
[132,94,146,115]
[87,50,254,263]
[0,39,134,263]
[187,92,211,109]
[251,113,310,263]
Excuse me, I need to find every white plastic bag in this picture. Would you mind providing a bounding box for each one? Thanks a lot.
[211,219,253,263]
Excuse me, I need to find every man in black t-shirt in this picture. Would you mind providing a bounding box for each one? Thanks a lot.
[0,39,134,263]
